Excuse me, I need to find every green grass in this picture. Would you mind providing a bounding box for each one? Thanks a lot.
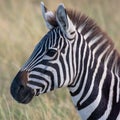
[0,0,120,120]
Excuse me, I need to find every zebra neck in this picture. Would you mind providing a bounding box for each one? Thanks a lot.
[68,32,120,119]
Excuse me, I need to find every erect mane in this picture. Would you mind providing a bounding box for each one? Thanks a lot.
[47,8,113,44]
[66,9,113,44]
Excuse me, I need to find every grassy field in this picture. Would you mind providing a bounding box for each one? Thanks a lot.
[0,0,120,120]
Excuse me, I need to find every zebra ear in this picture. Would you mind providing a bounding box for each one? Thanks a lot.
[56,4,76,40]
[40,2,54,30]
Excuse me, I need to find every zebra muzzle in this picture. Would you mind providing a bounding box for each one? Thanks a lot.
[10,71,35,104]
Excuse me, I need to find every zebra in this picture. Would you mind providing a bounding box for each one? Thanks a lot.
[10,2,120,120]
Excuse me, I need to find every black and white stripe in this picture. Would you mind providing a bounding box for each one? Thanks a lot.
[19,3,120,120]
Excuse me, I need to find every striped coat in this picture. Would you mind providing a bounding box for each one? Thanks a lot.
[10,2,120,120]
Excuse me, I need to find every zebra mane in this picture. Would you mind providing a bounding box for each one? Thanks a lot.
[47,8,120,73]
[47,8,113,44]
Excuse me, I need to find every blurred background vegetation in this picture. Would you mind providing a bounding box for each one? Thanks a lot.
[0,0,120,120]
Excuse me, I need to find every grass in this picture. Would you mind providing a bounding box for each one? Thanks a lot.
[0,0,120,120]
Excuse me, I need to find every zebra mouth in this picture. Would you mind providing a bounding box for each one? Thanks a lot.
[11,85,35,104]
[19,87,35,104]
[20,91,34,104]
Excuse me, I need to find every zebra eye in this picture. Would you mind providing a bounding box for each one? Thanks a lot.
[46,49,57,57]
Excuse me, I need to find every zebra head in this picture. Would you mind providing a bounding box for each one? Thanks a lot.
[10,2,78,104]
